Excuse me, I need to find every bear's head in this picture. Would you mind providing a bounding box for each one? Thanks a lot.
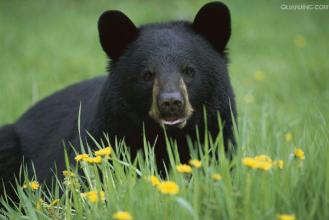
[98,2,232,130]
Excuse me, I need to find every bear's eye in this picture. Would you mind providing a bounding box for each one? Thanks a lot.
[143,71,155,82]
[182,66,195,81]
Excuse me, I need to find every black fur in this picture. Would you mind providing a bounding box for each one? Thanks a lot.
[0,125,21,191]
[0,1,236,194]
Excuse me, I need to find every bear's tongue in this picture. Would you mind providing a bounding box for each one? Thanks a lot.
[165,116,179,122]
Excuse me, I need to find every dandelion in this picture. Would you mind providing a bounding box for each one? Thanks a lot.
[176,164,192,173]
[294,35,306,48]
[75,153,89,162]
[257,161,272,171]
[63,170,75,177]
[157,181,179,195]
[211,173,222,181]
[147,175,161,186]
[83,156,102,164]
[274,160,284,169]
[284,132,293,142]
[23,181,40,191]
[294,148,305,160]
[253,70,265,81]
[242,157,258,169]
[30,181,40,190]
[113,211,133,220]
[189,159,202,168]
[254,155,273,170]
[81,191,105,203]
[94,146,112,157]
[243,94,255,104]
[254,155,272,163]
[277,213,296,220]
[242,155,273,171]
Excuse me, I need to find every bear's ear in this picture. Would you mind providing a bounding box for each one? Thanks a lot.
[98,10,138,60]
[193,2,231,52]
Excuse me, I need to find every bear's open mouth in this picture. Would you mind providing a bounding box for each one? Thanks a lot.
[161,116,187,127]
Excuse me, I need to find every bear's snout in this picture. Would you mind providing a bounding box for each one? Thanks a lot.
[158,91,184,117]
[149,78,194,128]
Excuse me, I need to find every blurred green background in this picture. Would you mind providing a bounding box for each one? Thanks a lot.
[0,0,328,128]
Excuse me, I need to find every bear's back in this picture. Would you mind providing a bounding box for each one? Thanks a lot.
[14,75,107,179]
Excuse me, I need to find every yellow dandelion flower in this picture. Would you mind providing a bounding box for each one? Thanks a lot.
[274,160,284,169]
[253,70,265,81]
[94,146,112,157]
[147,175,161,186]
[243,94,255,104]
[23,181,40,190]
[176,164,192,173]
[242,156,273,171]
[242,157,258,169]
[294,148,305,160]
[30,181,40,190]
[83,156,102,164]
[211,173,222,181]
[189,159,202,168]
[254,155,273,170]
[254,155,272,163]
[113,211,133,220]
[256,161,273,171]
[81,191,105,203]
[294,35,306,48]
[75,153,89,162]
[285,132,293,142]
[157,181,179,195]
[277,213,296,220]
[63,170,75,177]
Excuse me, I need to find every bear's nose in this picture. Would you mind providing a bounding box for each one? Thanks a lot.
[158,92,184,116]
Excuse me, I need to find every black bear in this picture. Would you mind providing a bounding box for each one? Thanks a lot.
[0,1,236,192]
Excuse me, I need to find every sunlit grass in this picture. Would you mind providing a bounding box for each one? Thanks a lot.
[1,111,329,220]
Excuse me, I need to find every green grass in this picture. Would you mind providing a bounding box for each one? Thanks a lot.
[0,0,329,219]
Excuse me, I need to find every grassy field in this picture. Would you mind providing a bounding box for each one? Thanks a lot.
[0,0,329,219]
